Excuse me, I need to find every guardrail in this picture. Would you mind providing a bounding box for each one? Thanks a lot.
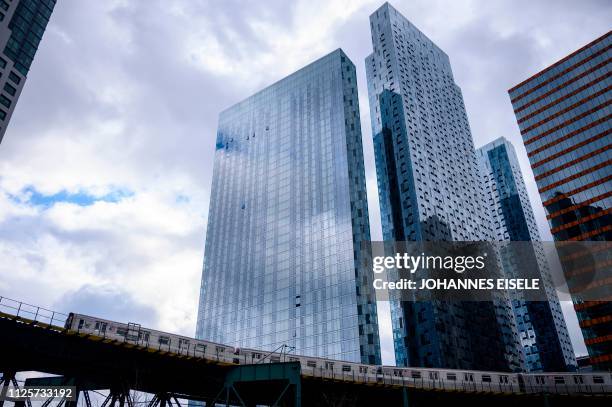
[0,296,68,328]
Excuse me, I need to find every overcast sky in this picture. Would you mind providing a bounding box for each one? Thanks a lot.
[1,0,609,364]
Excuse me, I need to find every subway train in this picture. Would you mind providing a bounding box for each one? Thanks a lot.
[65,313,612,396]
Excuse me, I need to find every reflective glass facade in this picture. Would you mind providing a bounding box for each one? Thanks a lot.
[478,137,576,371]
[196,49,381,364]
[508,31,611,370]
[0,0,55,143]
[366,3,521,371]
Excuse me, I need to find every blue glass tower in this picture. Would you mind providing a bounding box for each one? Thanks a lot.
[477,137,577,371]
[365,3,522,370]
[196,49,381,364]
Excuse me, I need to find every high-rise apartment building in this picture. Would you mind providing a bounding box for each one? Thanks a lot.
[196,49,381,364]
[0,0,56,144]
[477,137,576,371]
[508,31,611,370]
[366,2,522,371]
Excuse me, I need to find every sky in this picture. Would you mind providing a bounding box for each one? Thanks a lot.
[0,0,610,364]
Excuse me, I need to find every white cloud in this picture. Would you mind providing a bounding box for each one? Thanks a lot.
[185,0,378,90]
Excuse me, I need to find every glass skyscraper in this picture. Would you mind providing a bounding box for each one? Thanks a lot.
[196,49,381,364]
[0,0,56,144]
[508,31,611,370]
[366,3,522,371]
[477,137,576,371]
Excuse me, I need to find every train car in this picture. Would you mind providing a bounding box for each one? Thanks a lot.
[65,313,239,364]
[378,365,519,393]
[63,313,612,397]
[519,372,612,395]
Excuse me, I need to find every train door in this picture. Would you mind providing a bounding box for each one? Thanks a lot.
[138,330,150,346]
[325,361,335,378]
[178,338,190,354]
[517,374,525,392]
[463,373,475,391]
[127,322,141,342]
[94,321,107,335]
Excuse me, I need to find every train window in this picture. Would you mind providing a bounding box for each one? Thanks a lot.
[139,331,150,342]
[195,344,206,353]
[325,362,334,370]
[429,372,438,380]
[271,356,281,363]
[535,376,544,384]
[216,346,225,353]
[482,375,491,383]
[447,373,456,381]
[159,336,170,345]
[411,371,421,379]
[253,353,261,359]
[307,361,317,368]
[573,376,584,384]
[342,365,351,372]
[179,339,190,348]
[78,319,84,329]
[554,376,565,384]
[499,375,509,384]
[593,376,604,384]
[116,327,127,336]
[288,357,299,362]
[463,373,474,382]
[393,369,402,377]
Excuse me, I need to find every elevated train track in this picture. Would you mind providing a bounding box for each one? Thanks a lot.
[0,296,610,406]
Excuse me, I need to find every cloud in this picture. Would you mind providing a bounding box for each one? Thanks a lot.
[0,185,204,336]
[57,284,159,326]
[1,0,608,363]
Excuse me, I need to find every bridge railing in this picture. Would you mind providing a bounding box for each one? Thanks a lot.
[0,296,68,328]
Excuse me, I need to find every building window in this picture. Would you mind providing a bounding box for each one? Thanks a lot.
[3,83,15,96]
[0,57,6,69]
[0,94,10,108]
[9,71,20,84]
[0,109,5,120]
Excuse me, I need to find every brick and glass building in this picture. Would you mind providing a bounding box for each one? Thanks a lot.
[508,31,611,370]
[0,0,56,144]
